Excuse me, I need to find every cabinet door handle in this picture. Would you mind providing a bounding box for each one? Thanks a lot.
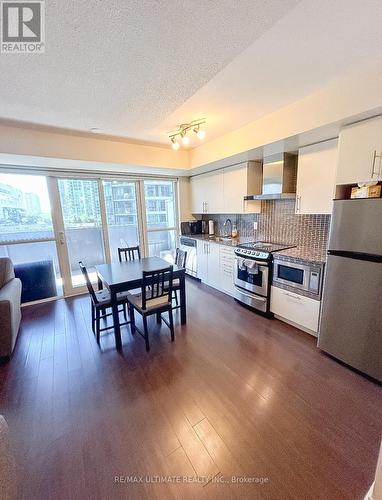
[283,291,302,301]
[371,150,382,178]
[371,150,378,178]
[296,195,301,213]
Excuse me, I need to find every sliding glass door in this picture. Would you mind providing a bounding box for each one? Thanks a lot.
[0,171,178,301]
[55,178,106,294]
[143,180,177,262]
[0,173,63,299]
[103,180,141,263]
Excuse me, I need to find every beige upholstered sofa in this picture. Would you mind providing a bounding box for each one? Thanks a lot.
[0,258,21,360]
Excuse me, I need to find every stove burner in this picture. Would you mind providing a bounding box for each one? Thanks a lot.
[234,241,296,260]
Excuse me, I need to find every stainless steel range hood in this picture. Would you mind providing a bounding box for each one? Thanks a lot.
[244,153,297,201]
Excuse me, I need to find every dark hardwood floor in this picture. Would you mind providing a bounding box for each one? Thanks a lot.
[0,278,381,500]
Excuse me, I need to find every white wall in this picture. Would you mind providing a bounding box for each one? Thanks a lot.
[190,64,382,169]
[0,123,189,172]
[177,177,193,222]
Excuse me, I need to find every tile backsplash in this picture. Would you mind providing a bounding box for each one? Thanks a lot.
[202,200,331,251]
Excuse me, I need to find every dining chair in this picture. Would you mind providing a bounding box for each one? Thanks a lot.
[127,266,174,352]
[79,261,130,344]
[118,245,141,262]
[164,248,187,309]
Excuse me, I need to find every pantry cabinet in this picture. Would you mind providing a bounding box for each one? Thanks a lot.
[336,116,382,185]
[191,162,261,214]
[270,286,320,335]
[296,139,338,214]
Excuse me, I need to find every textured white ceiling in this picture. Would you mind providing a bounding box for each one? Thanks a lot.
[1,0,382,147]
[0,0,299,142]
[161,0,382,143]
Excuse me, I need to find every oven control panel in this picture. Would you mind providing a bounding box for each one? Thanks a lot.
[234,248,269,260]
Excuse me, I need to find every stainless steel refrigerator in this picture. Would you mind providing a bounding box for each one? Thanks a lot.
[318,198,382,381]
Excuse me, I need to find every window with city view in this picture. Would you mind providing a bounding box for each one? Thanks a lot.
[0,173,62,296]
[0,173,53,242]
[103,180,140,262]
[0,173,179,299]
[144,180,177,260]
[58,178,105,287]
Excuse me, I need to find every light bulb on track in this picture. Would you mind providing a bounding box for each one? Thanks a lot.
[171,137,180,150]
[181,134,190,146]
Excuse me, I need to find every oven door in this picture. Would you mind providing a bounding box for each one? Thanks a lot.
[273,260,310,291]
[234,258,269,297]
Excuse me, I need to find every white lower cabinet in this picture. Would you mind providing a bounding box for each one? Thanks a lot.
[196,240,321,333]
[196,240,235,296]
[207,242,221,290]
[270,286,320,335]
[219,246,235,296]
[196,240,208,282]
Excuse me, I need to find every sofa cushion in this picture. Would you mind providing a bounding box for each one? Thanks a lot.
[0,258,15,289]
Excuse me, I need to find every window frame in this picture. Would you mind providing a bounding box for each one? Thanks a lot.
[140,179,179,258]
[0,168,180,286]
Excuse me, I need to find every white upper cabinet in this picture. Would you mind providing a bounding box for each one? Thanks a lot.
[222,162,261,214]
[191,170,224,214]
[336,116,382,185]
[191,162,261,214]
[190,174,207,214]
[296,139,338,215]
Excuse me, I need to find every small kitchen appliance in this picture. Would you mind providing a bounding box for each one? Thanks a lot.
[208,219,215,236]
[180,220,205,235]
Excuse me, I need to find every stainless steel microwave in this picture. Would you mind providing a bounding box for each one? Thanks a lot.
[273,258,322,296]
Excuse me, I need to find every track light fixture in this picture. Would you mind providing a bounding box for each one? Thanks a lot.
[168,119,206,148]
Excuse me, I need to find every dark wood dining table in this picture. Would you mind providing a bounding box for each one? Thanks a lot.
[95,257,186,349]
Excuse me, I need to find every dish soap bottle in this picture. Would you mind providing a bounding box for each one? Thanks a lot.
[232,224,238,238]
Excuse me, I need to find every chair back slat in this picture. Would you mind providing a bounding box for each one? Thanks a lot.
[175,248,187,269]
[79,261,98,303]
[118,245,141,262]
[141,266,173,310]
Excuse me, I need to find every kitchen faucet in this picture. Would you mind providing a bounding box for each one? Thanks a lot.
[223,218,232,238]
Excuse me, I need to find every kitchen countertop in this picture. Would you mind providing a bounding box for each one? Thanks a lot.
[184,234,253,247]
[273,246,327,265]
[183,234,327,264]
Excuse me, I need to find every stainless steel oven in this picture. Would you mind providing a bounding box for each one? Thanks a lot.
[234,258,269,297]
[273,259,321,296]
[233,242,298,316]
[233,254,271,314]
